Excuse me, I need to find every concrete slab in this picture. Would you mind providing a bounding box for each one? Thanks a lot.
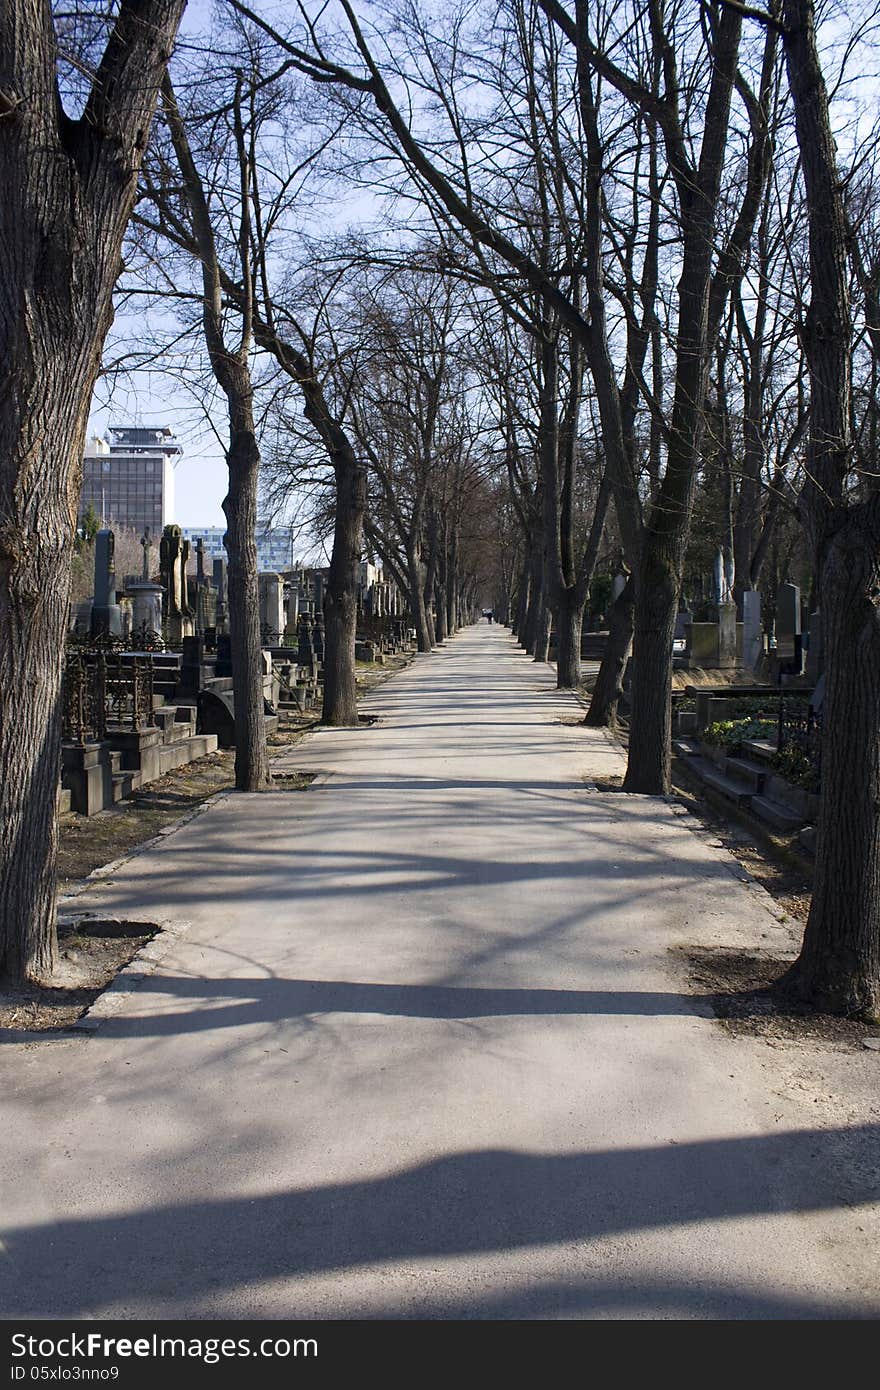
[1,625,877,1319]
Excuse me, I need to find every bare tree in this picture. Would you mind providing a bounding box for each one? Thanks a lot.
[133,39,366,728]
[160,72,270,789]
[779,0,880,1018]
[0,0,185,983]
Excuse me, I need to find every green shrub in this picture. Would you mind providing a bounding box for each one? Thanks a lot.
[703,717,776,752]
[772,744,819,791]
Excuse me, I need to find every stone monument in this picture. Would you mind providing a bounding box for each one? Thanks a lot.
[742,589,763,672]
[90,528,123,638]
[126,526,164,644]
[160,523,194,646]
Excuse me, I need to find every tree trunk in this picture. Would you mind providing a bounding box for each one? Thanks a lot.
[323,454,367,726]
[0,416,80,982]
[555,587,583,689]
[223,425,269,791]
[779,0,880,1017]
[423,589,436,649]
[447,569,458,638]
[434,524,449,642]
[522,543,542,654]
[784,528,880,1017]
[534,601,552,663]
[585,576,634,727]
[0,0,185,983]
[407,549,432,652]
[422,525,439,649]
[623,544,677,793]
[513,561,530,638]
[435,586,448,642]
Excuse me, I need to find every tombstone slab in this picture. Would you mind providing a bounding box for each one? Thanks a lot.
[90,528,123,638]
[742,590,763,671]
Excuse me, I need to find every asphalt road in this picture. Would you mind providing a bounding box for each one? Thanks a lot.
[2,624,877,1318]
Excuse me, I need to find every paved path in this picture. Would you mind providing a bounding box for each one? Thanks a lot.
[2,625,878,1319]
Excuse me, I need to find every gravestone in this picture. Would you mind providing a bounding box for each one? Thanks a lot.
[196,584,216,638]
[193,540,217,637]
[674,606,692,641]
[611,571,627,602]
[313,609,325,663]
[297,612,315,670]
[212,557,228,634]
[127,579,163,644]
[258,572,284,644]
[686,622,720,668]
[777,582,803,673]
[717,602,737,669]
[198,688,235,747]
[141,527,152,581]
[124,531,163,640]
[178,635,205,700]
[713,547,734,606]
[216,631,232,678]
[160,524,194,645]
[286,581,300,635]
[90,529,123,638]
[805,609,823,681]
[742,590,763,671]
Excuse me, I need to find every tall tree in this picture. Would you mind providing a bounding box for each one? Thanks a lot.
[160,73,270,790]
[133,44,366,728]
[780,0,880,1018]
[0,0,185,983]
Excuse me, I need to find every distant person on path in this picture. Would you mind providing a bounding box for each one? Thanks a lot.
[486,611,494,623]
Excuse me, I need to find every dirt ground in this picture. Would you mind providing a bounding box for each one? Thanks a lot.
[0,651,414,1034]
[680,947,880,1047]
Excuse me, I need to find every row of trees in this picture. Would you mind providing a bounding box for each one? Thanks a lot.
[1,0,878,1020]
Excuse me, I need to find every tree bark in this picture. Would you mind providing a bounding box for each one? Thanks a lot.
[534,592,552,663]
[554,468,611,691]
[0,0,185,983]
[447,533,459,638]
[407,547,432,652]
[585,576,634,727]
[223,424,269,790]
[513,561,530,638]
[786,523,880,1017]
[623,543,678,793]
[555,587,583,688]
[0,400,85,983]
[780,0,880,1018]
[521,538,542,654]
[323,455,367,725]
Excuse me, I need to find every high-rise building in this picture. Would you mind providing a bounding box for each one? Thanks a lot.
[80,426,180,537]
[182,524,297,572]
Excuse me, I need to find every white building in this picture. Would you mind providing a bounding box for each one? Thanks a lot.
[81,426,179,537]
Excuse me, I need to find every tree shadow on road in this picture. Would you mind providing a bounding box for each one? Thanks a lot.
[2,1126,877,1318]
